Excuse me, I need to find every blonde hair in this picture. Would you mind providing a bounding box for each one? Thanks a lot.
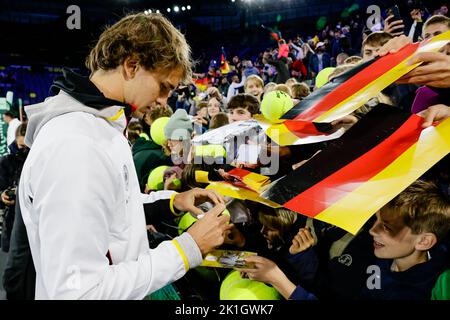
[285,78,298,89]
[328,64,355,81]
[424,15,450,31]
[86,13,193,82]
[344,55,363,65]
[244,75,264,89]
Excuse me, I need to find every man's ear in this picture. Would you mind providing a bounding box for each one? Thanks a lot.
[122,57,139,80]
[415,233,437,251]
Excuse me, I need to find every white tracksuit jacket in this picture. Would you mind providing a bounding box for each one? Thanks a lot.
[19,91,202,299]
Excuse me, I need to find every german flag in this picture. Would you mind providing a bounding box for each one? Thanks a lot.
[193,77,209,92]
[225,168,271,193]
[255,114,345,146]
[282,30,450,123]
[220,48,231,75]
[262,105,450,234]
[206,181,281,208]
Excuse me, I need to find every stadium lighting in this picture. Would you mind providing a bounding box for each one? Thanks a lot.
[156,9,160,13]
[187,5,191,10]
[167,8,171,12]
[174,6,180,12]
[144,10,148,14]
[182,6,186,11]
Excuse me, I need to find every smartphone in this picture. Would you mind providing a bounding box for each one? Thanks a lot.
[386,5,402,22]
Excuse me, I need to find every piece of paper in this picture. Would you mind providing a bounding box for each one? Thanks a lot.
[201,250,257,269]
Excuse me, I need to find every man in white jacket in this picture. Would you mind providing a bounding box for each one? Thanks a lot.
[18,12,231,299]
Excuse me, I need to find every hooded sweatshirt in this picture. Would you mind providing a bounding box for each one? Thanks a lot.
[19,69,202,299]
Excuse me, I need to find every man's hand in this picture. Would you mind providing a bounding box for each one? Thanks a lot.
[418,104,450,128]
[384,15,405,37]
[173,188,225,216]
[289,227,316,255]
[397,52,450,88]
[1,191,15,206]
[330,114,358,132]
[187,203,232,256]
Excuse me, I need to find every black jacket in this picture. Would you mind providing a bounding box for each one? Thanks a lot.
[0,143,28,252]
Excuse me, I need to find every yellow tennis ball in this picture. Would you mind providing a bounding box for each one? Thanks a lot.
[146,165,170,191]
[150,117,170,145]
[260,90,294,123]
[178,212,198,235]
[315,67,335,89]
[220,270,281,300]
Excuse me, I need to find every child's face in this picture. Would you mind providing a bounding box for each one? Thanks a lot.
[260,223,282,249]
[207,98,221,117]
[423,23,450,55]
[229,107,252,122]
[245,80,263,97]
[369,208,419,259]
[197,107,207,118]
[362,44,381,62]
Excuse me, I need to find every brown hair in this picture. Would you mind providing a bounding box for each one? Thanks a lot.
[227,93,260,115]
[290,82,310,100]
[196,101,208,112]
[273,84,292,97]
[258,206,297,239]
[127,121,143,144]
[15,123,27,138]
[209,112,229,129]
[362,31,394,49]
[148,104,173,123]
[285,78,298,89]
[424,15,450,32]
[386,180,450,242]
[86,13,193,82]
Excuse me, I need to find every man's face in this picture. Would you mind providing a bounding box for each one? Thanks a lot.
[128,66,183,119]
[245,80,263,97]
[362,44,380,62]
[229,107,252,122]
[369,208,419,259]
[423,23,450,55]
[232,75,239,83]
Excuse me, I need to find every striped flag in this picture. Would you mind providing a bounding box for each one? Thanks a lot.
[220,47,231,75]
[283,31,450,123]
[261,105,450,234]
[256,31,450,146]
[193,77,209,92]
[255,114,346,146]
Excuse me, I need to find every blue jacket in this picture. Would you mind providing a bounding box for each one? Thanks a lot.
[361,239,450,300]
[310,52,331,74]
